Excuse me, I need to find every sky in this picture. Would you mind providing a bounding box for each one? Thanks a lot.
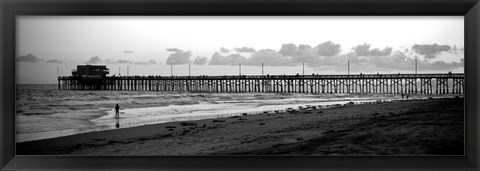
[16,16,464,84]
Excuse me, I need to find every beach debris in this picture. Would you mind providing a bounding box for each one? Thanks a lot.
[263,111,269,114]
[242,113,248,116]
[181,130,191,135]
[296,137,304,141]
[212,119,226,122]
[259,123,265,125]
[154,133,173,138]
[318,111,324,113]
[286,108,296,113]
[229,116,240,118]
[168,129,175,131]
[203,122,207,127]
[180,122,198,127]
[165,126,176,129]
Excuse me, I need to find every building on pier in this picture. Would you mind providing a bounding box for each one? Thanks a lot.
[72,65,109,78]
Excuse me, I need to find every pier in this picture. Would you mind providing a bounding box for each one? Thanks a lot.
[58,73,464,94]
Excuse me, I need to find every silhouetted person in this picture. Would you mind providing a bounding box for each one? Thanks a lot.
[115,104,120,118]
[406,94,410,100]
[401,93,405,100]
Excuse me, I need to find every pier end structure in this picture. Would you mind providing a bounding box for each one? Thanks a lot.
[58,65,109,90]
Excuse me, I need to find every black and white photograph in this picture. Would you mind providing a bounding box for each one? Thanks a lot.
[16,16,464,155]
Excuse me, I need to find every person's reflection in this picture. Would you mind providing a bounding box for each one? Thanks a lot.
[115,118,120,128]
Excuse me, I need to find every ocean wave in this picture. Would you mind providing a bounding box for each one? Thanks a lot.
[20,111,57,116]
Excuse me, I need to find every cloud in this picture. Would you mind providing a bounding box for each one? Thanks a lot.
[246,49,293,66]
[418,60,463,71]
[234,47,256,53]
[209,52,247,65]
[17,54,43,63]
[209,52,229,65]
[352,43,392,56]
[412,44,451,59]
[339,50,462,72]
[116,59,133,64]
[205,42,463,72]
[291,45,320,64]
[123,50,134,54]
[86,56,102,64]
[46,59,62,64]
[166,49,191,65]
[298,44,311,51]
[17,53,63,64]
[316,41,341,57]
[166,48,182,52]
[279,43,298,57]
[227,54,248,65]
[370,47,393,56]
[86,56,157,65]
[219,47,230,53]
[135,60,157,65]
[276,42,341,64]
[100,58,132,64]
[193,56,208,65]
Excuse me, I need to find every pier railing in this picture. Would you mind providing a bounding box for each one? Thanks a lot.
[58,73,464,94]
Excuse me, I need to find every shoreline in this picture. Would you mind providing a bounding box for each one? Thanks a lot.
[17,97,464,155]
[16,94,401,142]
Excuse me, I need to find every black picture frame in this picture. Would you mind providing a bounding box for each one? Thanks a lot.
[1,0,479,170]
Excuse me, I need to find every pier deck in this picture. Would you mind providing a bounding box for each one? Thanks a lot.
[58,73,464,94]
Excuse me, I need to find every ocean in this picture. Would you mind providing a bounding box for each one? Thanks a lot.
[16,84,453,142]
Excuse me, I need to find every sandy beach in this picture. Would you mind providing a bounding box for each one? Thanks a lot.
[17,97,464,155]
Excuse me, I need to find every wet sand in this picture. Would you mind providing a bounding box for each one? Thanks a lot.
[17,97,464,155]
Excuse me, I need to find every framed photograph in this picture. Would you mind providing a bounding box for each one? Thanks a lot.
[1,0,479,170]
